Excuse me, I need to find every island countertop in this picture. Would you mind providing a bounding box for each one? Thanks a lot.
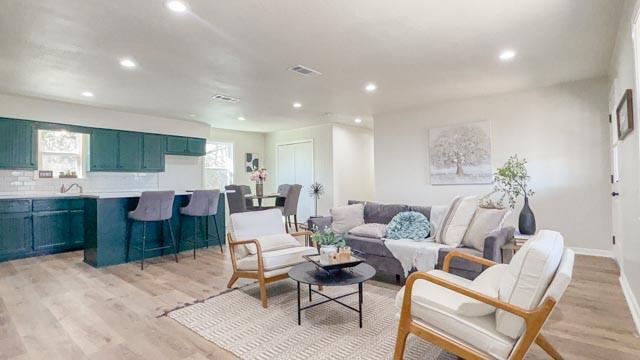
[0,189,233,200]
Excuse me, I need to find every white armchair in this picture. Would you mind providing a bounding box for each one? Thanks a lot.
[226,209,317,308]
[394,230,574,360]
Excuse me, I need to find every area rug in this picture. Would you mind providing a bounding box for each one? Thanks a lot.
[168,281,455,360]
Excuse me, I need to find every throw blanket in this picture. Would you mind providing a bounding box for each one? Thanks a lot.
[384,238,452,276]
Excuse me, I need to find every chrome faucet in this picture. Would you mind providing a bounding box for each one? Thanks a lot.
[61,183,83,194]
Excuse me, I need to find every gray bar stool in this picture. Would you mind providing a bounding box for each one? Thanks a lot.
[180,190,223,259]
[127,191,179,270]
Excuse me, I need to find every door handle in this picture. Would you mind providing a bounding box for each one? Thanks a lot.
[612,192,620,197]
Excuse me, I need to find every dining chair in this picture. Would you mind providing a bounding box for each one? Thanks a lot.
[225,185,259,214]
[278,184,302,232]
[275,184,290,207]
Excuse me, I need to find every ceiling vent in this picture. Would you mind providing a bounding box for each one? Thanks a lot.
[212,94,240,103]
[288,64,322,77]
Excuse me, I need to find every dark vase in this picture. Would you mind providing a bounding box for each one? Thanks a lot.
[518,196,536,235]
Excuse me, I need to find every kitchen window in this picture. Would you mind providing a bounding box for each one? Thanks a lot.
[38,129,86,178]
[204,141,234,190]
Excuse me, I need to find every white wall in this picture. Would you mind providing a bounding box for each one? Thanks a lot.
[374,78,611,251]
[209,128,265,188]
[609,0,640,331]
[265,124,334,215]
[333,124,375,206]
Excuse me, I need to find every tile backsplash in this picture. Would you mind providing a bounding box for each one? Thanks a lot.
[0,170,159,194]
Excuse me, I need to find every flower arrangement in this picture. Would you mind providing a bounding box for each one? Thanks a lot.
[249,168,268,184]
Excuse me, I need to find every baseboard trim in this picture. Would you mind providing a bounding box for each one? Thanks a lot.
[619,269,640,335]
[570,247,614,258]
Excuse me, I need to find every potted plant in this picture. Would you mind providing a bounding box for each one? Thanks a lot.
[310,226,346,249]
[249,168,268,196]
[492,155,536,234]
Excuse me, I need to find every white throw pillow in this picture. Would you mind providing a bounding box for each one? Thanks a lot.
[428,205,449,238]
[462,208,510,251]
[440,196,478,247]
[435,196,461,243]
[496,230,564,339]
[456,264,507,316]
[245,233,301,255]
[331,203,365,234]
[349,223,387,238]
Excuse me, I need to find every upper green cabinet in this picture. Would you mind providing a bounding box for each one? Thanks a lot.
[117,132,143,171]
[0,118,36,170]
[142,134,165,171]
[166,136,206,156]
[90,129,118,171]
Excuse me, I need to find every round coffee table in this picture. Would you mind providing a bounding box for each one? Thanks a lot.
[288,262,376,328]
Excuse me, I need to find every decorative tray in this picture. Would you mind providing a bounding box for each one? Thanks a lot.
[303,254,365,271]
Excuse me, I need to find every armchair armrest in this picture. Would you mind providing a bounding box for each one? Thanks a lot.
[483,226,515,263]
[442,251,496,273]
[226,234,264,272]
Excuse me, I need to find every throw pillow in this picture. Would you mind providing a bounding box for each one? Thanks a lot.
[462,208,510,251]
[435,196,461,243]
[456,264,507,316]
[348,223,387,238]
[428,205,449,238]
[385,211,431,240]
[245,233,301,255]
[439,196,478,246]
[330,203,365,234]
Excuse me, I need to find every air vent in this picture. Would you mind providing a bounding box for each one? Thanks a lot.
[212,94,240,103]
[288,64,322,77]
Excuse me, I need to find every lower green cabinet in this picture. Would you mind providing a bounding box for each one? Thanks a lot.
[0,212,32,262]
[33,211,69,252]
[69,210,85,248]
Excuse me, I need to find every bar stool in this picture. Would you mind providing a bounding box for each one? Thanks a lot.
[180,190,223,259]
[127,191,179,270]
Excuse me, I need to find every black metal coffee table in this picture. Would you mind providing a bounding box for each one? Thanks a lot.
[288,261,376,328]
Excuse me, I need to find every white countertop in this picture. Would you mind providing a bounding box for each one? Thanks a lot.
[0,190,233,200]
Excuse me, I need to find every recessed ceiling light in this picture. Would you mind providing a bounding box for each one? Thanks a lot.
[166,0,188,13]
[354,118,363,124]
[81,91,94,97]
[365,83,377,92]
[292,102,302,108]
[119,58,137,68]
[238,116,246,121]
[499,50,516,61]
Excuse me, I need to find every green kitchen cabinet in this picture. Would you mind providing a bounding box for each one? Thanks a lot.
[69,209,85,248]
[0,118,36,170]
[187,138,206,155]
[90,129,119,171]
[166,136,206,156]
[0,212,33,261]
[33,211,69,252]
[142,133,165,171]
[117,131,143,171]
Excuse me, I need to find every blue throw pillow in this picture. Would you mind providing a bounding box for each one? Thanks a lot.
[386,211,431,241]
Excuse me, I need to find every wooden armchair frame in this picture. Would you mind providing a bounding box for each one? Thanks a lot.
[394,251,563,360]
[226,230,312,308]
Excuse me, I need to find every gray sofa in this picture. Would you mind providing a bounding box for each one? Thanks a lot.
[308,200,514,284]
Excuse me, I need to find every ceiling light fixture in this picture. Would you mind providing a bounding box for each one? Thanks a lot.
[354,118,362,124]
[365,83,377,92]
[119,58,137,68]
[81,91,94,97]
[238,116,246,121]
[499,50,516,61]
[292,102,302,108]
[166,0,188,13]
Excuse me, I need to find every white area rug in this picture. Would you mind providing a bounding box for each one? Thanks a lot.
[168,281,455,360]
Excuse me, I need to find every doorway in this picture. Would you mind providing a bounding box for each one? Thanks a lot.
[276,140,314,223]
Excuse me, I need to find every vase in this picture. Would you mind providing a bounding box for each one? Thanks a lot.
[255,183,263,197]
[518,196,536,235]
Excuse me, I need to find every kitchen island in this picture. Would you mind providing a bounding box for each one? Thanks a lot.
[0,191,226,267]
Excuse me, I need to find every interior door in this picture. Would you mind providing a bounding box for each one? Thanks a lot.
[609,83,623,263]
[277,141,314,223]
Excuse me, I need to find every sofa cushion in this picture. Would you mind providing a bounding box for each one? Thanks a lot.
[330,203,364,234]
[348,223,387,238]
[437,247,484,273]
[245,233,301,255]
[363,202,409,224]
[408,205,431,221]
[236,246,317,271]
[344,234,394,257]
[395,270,515,360]
[435,196,461,243]
[441,196,478,247]
[457,264,508,317]
[496,230,564,339]
[463,208,510,251]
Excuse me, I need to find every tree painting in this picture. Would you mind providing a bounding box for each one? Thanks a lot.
[429,121,492,185]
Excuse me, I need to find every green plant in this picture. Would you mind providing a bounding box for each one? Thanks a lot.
[492,155,534,209]
[311,226,346,247]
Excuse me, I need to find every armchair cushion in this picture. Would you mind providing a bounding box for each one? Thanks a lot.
[395,270,515,360]
[236,246,317,271]
[245,233,301,255]
[457,264,507,316]
[230,209,286,241]
[496,230,564,339]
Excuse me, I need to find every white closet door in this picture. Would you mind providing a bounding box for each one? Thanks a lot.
[277,141,313,222]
